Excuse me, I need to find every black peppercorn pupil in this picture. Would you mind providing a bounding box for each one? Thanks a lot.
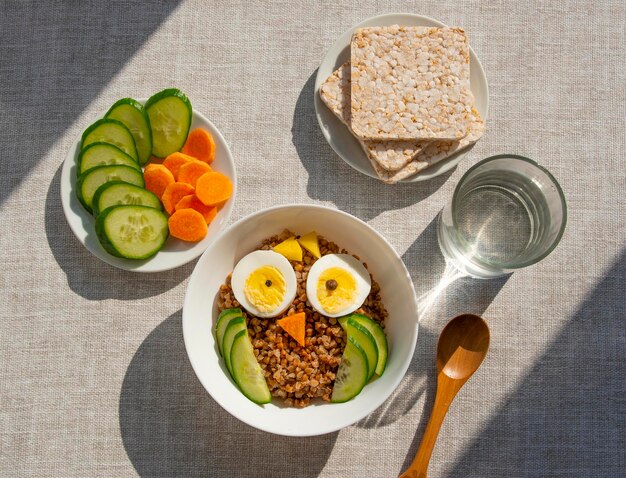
[326,279,338,291]
[265,280,272,287]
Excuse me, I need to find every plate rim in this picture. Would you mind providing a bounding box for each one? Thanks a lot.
[60,103,237,273]
[314,12,490,183]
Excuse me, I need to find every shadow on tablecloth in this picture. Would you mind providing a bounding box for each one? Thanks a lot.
[45,164,191,300]
[442,249,626,478]
[356,215,509,436]
[0,1,181,207]
[120,310,338,477]
[292,71,452,222]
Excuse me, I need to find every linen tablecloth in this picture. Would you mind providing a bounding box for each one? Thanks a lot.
[1,1,624,476]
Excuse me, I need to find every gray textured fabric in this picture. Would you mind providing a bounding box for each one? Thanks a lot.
[1,1,624,477]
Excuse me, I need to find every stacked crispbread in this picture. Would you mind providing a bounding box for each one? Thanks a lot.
[319,25,485,183]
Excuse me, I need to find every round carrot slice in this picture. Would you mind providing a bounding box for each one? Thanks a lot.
[178,160,213,187]
[168,208,207,242]
[162,152,195,180]
[161,182,195,215]
[195,172,233,206]
[181,128,216,164]
[175,194,218,224]
[143,164,174,199]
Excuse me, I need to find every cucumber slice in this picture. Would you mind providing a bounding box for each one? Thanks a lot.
[222,317,247,374]
[348,313,388,376]
[105,98,153,165]
[78,142,140,176]
[145,88,192,158]
[215,308,243,356]
[95,205,168,259]
[230,330,271,404]
[92,181,162,217]
[76,165,145,213]
[331,336,369,403]
[81,118,138,161]
[339,317,378,381]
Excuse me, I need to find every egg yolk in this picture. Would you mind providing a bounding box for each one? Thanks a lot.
[316,267,357,314]
[244,266,286,314]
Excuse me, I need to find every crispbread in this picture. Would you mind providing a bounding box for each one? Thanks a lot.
[319,63,485,183]
[320,62,426,172]
[350,25,472,141]
[371,107,485,183]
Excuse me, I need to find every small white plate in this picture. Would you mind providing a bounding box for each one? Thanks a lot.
[314,13,489,183]
[60,103,237,272]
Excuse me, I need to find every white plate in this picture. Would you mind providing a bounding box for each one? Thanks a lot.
[314,13,489,183]
[183,204,419,436]
[60,103,237,272]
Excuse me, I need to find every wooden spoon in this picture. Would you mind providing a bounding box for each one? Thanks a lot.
[399,314,490,478]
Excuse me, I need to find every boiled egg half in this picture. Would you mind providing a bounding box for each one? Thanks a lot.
[306,254,371,318]
[231,250,297,318]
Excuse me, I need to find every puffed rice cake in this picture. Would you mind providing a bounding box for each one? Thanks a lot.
[320,62,426,172]
[319,63,485,183]
[350,25,473,141]
[370,107,485,183]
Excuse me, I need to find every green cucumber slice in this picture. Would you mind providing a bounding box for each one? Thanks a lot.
[95,205,168,259]
[80,118,138,161]
[105,98,153,165]
[92,181,161,217]
[348,314,388,376]
[144,88,192,158]
[230,330,271,404]
[222,317,247,374]
[77,142,140,176]
[215,308,243,356]
[339,317,378,381]
[331,336,369,403]
[76,165,145,213]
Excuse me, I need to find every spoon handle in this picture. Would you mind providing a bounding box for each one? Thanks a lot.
[399,375,463,478]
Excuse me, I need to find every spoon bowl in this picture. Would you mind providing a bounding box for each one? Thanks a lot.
[399,314,490,478]
[437,314,490,380]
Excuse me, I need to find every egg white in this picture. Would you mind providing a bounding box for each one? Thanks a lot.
[231,250,297,318]
[306,254,372,318]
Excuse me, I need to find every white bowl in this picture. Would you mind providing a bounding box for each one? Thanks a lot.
[314,13,489,183]
[60,102,236,272]
[183,204,419,436]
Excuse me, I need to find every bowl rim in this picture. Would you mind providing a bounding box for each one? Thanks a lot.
[182,203,419,436]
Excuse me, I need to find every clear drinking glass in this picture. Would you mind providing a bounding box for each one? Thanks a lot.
[437,154,567,278]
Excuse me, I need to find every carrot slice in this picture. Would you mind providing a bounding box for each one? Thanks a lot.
[168,208,207,242]
[181,128,216,164]
[178,160,213,187]
[161,182,195,214]
[162,152,195,180]
[143,164,174,198]
[277,312,306,347]
[195,172,233,206]
[175,194,218,224]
